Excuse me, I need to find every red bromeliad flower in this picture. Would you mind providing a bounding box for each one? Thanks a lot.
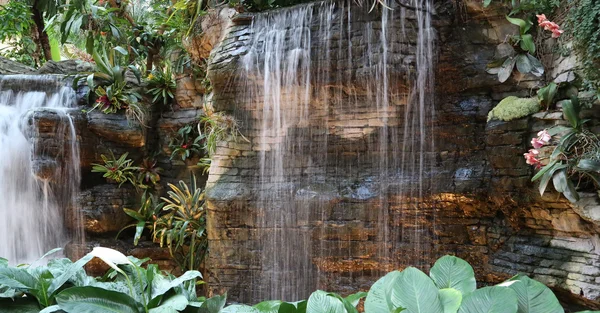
[182,144,189,149]
[96,95,112,110]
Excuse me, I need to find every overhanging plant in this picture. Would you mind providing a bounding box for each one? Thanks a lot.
[486,16,544,83]
[527,97,600,202]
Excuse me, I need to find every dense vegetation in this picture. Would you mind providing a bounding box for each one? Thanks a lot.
[483,0,600,202]
[1,251,598,313]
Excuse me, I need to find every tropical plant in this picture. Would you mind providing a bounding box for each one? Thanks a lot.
[169,124,203,161]
[91,151,139,187]
[147,64,177,107]
[537,82,558,110]
[154,176,208,271]
[82,46,147,126]
[528,96,600,203]
[0,1,39,67]
[199,105,245,157]
[136,157,162,189]
[486,16,544,83]
[118,191,165,245]
[0,247,205,312]
[3,252,600,313]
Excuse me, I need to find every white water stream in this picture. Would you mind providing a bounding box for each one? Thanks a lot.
[0,75,80,264]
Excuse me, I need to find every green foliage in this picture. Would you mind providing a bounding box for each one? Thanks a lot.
[147,64,177,107]
[118,191,165,246]
[483,0,560,15]
[568,0,600,90]
[199,108,244,157]
[83,46,147,126]
[537,82,558,110]
[154,176,208,271]
[136,158,162,189]
[486,19,544,83]
[169,125,204,161]
[0,1,38,67]
[487,96,540,122]
[2,253,600,313]
[531,98,600,203]
[0,247,204,312]
[91,152,139,187]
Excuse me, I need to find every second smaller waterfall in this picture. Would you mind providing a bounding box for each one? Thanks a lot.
[0,75,80,264]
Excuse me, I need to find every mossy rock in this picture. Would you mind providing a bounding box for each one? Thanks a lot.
[487,96,540,122]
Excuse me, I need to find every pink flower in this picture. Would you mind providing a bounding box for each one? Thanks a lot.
[539,20,553,29]
[531,138,545,149]
[536,14,547,24]
[537,129,551,143]
[544,21,560,31]
[551,28,564,38]
[537,15,563,38]
[531,129,551,149]
[524,149,540,166]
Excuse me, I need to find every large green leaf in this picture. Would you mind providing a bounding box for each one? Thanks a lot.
[561,100,580,129]
[254,300,283,312]
[498,57,516,83]
[576,159,600,172]
[0,298,41,313]
[55,286,143,313]
[149,295,189,313]
[430,256,476,294]
[515,54,532,74]
[0,267,37,290]
[198,294,227,313]
[457,286,518,313]
[387,267,444,313]
[537,83,558,109]
[520,34,535,54]
[538,163,567,196]
[504,275,563,313]
[345,292,367,307]
[48,253,94,295]
[439,289,461,313]
[306,290,345,313]
[151,270,202,300]
[552,169,580,203]
[506,16,531,35]
[527,54,544,77]
[278,303,300,313]
[365,271,401,313]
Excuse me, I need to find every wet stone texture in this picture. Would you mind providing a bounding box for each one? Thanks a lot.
[203,0,600,307]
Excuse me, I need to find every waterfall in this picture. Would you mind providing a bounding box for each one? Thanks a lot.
[220,0,435,302]
[0,75,80,264]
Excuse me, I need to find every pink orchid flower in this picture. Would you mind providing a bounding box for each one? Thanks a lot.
[551,28,564,38]
[537,129,551,143]
[524,149,540,166]
[531,138,545,149]
[536,14,547,24]
[539,20,553,29]
[537,15,563,38]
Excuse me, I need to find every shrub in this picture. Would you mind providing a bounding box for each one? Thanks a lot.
[487,96,540,122]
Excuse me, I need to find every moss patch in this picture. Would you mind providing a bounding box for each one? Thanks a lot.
[487,96,540,122]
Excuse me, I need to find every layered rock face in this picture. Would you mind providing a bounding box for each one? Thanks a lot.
[204,0,600,306]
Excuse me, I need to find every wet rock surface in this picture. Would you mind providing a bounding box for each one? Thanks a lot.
[203,0,600,306]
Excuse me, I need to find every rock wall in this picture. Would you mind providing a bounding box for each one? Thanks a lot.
[203,0,600,306]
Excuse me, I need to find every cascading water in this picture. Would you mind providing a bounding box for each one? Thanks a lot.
[214,0,435,302]
[0,75,80,264]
